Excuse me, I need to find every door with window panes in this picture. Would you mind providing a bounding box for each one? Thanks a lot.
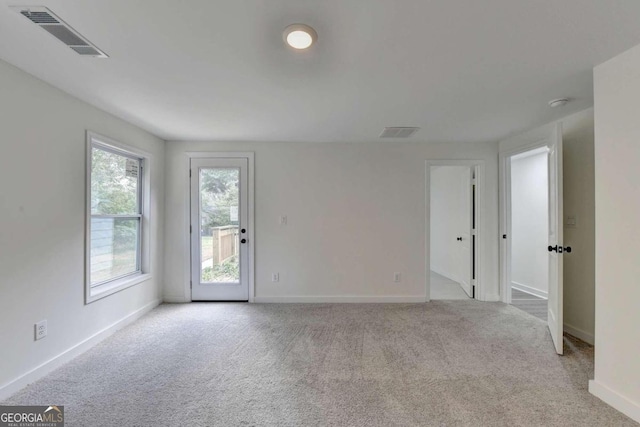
[190,158,249,301]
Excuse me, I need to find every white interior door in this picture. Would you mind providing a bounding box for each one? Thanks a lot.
[547,124,564,355]
[457,167,473,297]
[190,158,249,301]
[500,122,564,354]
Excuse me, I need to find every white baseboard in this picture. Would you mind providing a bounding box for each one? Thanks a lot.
[563,323,594,345]
[253,295,427,303]
[511,281,548,299]
[483,293,501,302]
[163,295,189,303]
[0,299,161,401]
[589,380,640,423]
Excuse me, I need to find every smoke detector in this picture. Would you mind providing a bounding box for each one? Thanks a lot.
[11,6,108,58]
[379,127,421,138]
[548,98,569,108]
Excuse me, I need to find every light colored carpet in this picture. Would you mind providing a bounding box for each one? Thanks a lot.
[3,302,636,426]
[430,271,470,300]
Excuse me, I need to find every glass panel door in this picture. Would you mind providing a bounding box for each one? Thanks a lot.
[191,158,249,301]
[199,168,240,284]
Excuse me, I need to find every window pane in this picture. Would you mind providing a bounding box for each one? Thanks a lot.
[91,147,140,215]
[199,168,240,283]
[90,218,139,285]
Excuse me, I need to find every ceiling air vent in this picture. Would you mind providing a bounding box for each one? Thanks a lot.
[379,127,421,138]
[11,6,108,58]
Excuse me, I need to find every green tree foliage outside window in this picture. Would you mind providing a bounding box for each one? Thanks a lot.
[91,148,140,252]
[200,168,239,233]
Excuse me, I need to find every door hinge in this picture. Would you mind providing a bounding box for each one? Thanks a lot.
[189,169,192,178]
[190,280,192,289]
[190,225,192,234]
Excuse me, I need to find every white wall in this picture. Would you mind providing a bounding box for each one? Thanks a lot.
[430,166,467,282]
[510,152,549,297]
[164,141,500,303]
[589,44,640,423]
[0,59,165,396]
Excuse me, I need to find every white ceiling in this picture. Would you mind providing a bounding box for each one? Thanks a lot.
[1,1,640,143]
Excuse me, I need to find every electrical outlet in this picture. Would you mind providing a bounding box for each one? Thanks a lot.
[393,272,401,283]
[272,272,279,282]
[35,320,47,341]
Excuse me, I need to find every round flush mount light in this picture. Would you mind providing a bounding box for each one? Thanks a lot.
[283,24,317,50]
[548,98,570,108]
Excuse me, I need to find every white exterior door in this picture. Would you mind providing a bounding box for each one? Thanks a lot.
[547,124,564,355]
[190,158,249,301]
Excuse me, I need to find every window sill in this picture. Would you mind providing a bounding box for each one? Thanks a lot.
[86,273,152,304]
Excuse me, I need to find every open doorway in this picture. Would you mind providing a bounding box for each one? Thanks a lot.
[499,122,565,355]
[508,148,549,320]
[428,165,476,300]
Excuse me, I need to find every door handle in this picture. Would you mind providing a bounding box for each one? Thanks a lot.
[457,237,462,241]
[548,245,572,253]
[241,238,247,244]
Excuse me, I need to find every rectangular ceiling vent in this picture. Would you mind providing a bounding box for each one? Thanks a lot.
[11,6,108,58]
[379,127,421,138]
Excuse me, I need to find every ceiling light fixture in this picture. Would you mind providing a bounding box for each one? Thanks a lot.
[548,98,569,108]
[283,24,317,50]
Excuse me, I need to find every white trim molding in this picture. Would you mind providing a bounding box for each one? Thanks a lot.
[511,281,548,299]
[85,131,154,304]
[425,160,486,302]
[589,380,640,423]
[163,296,189,303]
[0,299,160,401]
[563,323,594,345]
[499,137,551,304]
[184,152,255,302]
[253,296,427,303]
[483,293,500,302]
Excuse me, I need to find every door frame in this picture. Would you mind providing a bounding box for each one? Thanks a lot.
[499,140,549,304]
[184,152,255,302]
[425,160,485,301]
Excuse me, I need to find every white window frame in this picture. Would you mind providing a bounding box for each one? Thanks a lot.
[85,131,152,304]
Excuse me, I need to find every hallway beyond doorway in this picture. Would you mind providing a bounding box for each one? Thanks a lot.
[511,289,547,321]
[430,271,470,300]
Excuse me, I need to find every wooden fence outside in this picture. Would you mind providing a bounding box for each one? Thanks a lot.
[211,225,239,265]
